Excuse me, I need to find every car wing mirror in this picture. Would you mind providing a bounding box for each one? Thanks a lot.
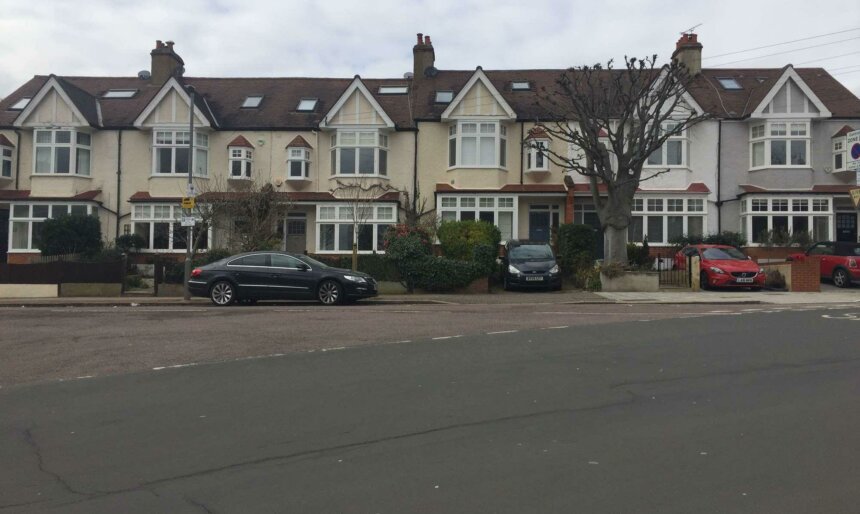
[297,263,310,271]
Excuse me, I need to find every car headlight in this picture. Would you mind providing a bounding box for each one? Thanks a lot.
[343,275,366,283]
[709,267,725,274]
[508,264,521,275]
[549,264,560,274]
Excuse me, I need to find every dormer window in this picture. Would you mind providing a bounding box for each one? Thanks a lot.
[833,138,846,171]
[435,91,454,104]
[102,89,138,99]
[229,147,253,179]
[288,147,311,180]
[717,78,742,90]
[241,96,263,108]
[378,86,408,95]
[527,140,549,171]
[511,81,531,91]
[9,97,30,110]
[1,147,12,179]
[297,98,318,112]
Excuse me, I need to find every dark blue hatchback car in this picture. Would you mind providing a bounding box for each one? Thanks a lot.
[500,240,562,291]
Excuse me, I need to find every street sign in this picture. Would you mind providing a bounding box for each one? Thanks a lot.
[186,183,198,198]
[850,188,860,210]
[848,130,860,186]
[181,197,195,209]
[180,216,197,227]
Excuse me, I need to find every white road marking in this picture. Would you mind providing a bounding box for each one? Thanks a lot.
[432,335,463,340]
[486,330,518,335]
[541,326,569,330]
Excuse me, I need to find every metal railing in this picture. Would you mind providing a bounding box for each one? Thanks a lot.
[655,252,692,288]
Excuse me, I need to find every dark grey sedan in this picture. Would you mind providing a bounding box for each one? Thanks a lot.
[188,251,378,306]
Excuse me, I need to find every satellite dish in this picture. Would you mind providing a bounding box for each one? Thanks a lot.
[137,70,151,80]
[424,66,438,78]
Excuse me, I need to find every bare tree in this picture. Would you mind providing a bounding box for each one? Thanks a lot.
[204,181,292,253]
[331,178,398,271]
[531,56,709,265]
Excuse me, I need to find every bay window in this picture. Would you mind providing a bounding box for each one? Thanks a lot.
[330,131,387,176]
[646,122,686,167]
[228,147,253,179]
[316,204,397,253]
[9,203,95,251]
[628,197,706,245]
[527,140,549,171]
[438,195,516,241]
[750,121,809,169]
[448,121,507,168]
[287,147,311,180]
[741,196,831,244]
[132,204,209,251]
[33,129,91,175]
[153,130,208,176]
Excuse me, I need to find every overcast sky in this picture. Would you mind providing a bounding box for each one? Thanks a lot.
[1,0,858,99]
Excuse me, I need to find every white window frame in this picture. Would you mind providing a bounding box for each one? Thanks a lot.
[102,89,138,99]
[33,129,91,176]
[315,203,397,254]
[228,147,253,179]
[526,139,550,171]
[287,147,311,180]
[749,120,810,170]
[152,129,209,177]
[1,145,12,179]
[628,196,708,245]
[437,194,517,242]
[131,203,211,253]
[8,202,95,252]
[740,195,833,246]
[10,97,31,110]
[447,121,507,169]
[329,130,388,177]
[644,122,687,168]
[832,137,846,171]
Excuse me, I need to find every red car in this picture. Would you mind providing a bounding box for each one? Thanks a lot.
[675,244,765,290]
[787,242,860,288]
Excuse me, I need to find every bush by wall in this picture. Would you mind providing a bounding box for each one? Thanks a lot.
[310,253,401,282]
[437,220,501,261]
[386,225,487,292]
[37,215,103,257]
[668,231,747,249]
[626,238,651,268]
[557,223,597,275]
[115,233,147,254]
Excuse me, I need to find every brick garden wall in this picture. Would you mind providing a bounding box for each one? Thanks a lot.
[789,256,821,292]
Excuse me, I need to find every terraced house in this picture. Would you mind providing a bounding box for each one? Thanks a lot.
[1,34,859,263]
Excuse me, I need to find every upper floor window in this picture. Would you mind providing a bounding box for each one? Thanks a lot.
[228,147,253,179]
[330,131,387,177]
[288,147,311,180]
[153,130,208,176]
[646,122,686,167]
[527,140,549,171]
[34,129,90,176]
[716,78,742,90]
[1,146,12,178]
[750,121,809,169]
[833,138,846,171]
[448,121,507,168]
[241,96,263,108]
[9,98,30,110]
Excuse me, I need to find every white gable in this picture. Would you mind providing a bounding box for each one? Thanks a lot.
[134,78,211,128]
[320,77,394,128]
[13,77,90,128]
[752,67,831,118]
[441,68,516,120]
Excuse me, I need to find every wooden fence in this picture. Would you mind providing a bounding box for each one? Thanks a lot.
[0,259,125,284]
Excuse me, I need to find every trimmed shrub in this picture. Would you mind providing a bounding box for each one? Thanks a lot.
[627,237,651,268]
[669,231,747,249]
[557,224,597,275]
[37,214,103,256]
[437,220,501,261]
[115,233,147,254]
[310,253,401,282]
[412,256,479,292]
[472,243,498,276]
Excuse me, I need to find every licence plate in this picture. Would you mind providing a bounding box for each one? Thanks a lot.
[525,276,544,282]
[736,277,754,283]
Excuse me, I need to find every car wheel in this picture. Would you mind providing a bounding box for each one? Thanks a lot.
[317,280,342,305]
[210,281,236,306]
[699,271,709,291]
[833,268,850,288]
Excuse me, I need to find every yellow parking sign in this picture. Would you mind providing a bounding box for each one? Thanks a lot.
[181,197,195,210]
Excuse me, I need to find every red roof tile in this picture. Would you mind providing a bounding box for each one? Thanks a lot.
[832,125,856,138]
[570,182,710,194]
[129,190,400,203]
[0,189,101,201]
[435,183,566,194]
[0,134,14,147]
[738,184,855,194]
[227,135,254,148]
[525,127,550,140]
[286,135,313,148]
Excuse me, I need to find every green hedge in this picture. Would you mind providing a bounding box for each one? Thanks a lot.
[557,223,597,276]
[309,253,401,282]
[37,215,103,256]
[668,231,747,248]
[437,220,501,261]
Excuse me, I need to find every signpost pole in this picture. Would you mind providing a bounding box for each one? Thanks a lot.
[183,86,196,301]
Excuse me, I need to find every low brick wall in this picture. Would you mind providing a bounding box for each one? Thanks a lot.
[59,283,123,297]
[0,284,58,298]
[790,256,821,292]
[743,246,800,263]
[455,277,490,294]
[600,271,659,292]
[5,253,40,264]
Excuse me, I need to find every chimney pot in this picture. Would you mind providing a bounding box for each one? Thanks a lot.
[156,40,164,49]
[417,33,423,44]
[672,33,702,75]
[166,40,174,48]
[425,35,431,45]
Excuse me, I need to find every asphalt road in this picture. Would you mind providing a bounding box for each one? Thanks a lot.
[1,304,860,512]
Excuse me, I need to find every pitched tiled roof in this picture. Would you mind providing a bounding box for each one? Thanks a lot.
[0,134,14,147]
[129,190,400,203]
[0,189,101,201]
[832,125,856,138]
[227,135,254,148]
[738,184,854,194]
[286,135,312,148]
[435,183,567,194]
[570,182,710,194]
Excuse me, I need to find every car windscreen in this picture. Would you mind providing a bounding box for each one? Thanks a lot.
[702,247,746,260]
[509,245,554,260]
[295,254,329,268]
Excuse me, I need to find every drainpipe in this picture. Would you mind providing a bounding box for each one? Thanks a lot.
[14,129,22,190]
[716,119,722,232]
[115,130,123,240]
[519,122,524,185]
[412,128,419,214]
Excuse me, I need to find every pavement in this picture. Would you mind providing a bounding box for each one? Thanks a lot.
[2,304,859,512]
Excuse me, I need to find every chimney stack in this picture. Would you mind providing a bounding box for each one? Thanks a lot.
[672,33,702,75]
[412,33,436,82]
[150,39,185,84]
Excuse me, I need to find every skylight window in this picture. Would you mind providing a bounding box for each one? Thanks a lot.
[9,97,31,110]
[511,81,531,91]
[241,95,263,108]
[379,86,408,95]
[296,98,318,112]
[435,90,454,103]
[102,89,138,99]
[717,78,743,90]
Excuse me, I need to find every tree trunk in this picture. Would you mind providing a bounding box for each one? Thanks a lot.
[604,225,629,266]
[352,243,358,271]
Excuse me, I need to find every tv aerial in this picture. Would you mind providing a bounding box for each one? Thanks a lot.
[680,23,702,35]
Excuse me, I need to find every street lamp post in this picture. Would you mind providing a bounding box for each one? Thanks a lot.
[183,85,196,301]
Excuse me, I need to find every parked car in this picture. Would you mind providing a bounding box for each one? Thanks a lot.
[787,242,860,288]
[188,251,378,306]
[500,240,562,291]
[675,244,765,290]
